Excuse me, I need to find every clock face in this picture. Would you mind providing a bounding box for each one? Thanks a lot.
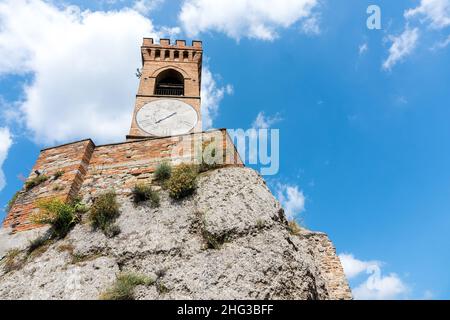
[136,99,198,137]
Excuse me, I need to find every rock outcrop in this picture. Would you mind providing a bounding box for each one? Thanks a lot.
[0,167,352,300]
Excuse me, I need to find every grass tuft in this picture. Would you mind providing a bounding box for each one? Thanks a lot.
[89,191,120,236]
[199,141,221,173]
[153,162,172,182]
[202,229,223,250]
[2,249,24,273]
[53,185,64,192]
[256,219,265,230]
[53,171,65,180]
[104,224,121,238]
[132,183,160,207]
[100,273,154,300]
[27,235,51,255]
[25,175,49,191]
[288,220,303,236]
[32,198,83,239]
[156,282,170,295]
[195,212,228,250]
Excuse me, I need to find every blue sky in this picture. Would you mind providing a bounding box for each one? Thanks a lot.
[0,0,449,299]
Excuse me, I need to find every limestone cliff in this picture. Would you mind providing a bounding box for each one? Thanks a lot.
[0,167,352,300]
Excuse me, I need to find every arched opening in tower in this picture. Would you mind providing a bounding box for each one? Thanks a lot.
[155,69,184,96]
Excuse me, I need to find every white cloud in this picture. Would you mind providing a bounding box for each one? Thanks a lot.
[243,111,282,163]
[339,253,409,300]
[201,67,233,129]
[252,112,282,129]
[383,0,450,68]
[0,98,22,126]
[339,253,380,279]
[353,267,408,300]
[383,27,419,70]
[0,0,158,144]
[276,184,305,219]
[179,0,319,41]
[158,26,182,40]
[301,14,321,35]
[396,96,409,105]
[432,34,450,49]
[359,43,368,55]
[0,127,13,192]
[405,0,450,29]
[0,0,229,145]
[423,290,434,300]
[133,0,164,15]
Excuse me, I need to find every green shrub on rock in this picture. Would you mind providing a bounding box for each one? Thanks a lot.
[153,162,172,181]
[89,191,120,236]
[25,175,49,191]
[132,183,160,207]
[32,198,81,239]
[167,164,199,200]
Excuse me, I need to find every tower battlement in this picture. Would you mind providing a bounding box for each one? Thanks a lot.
[142,38,202,49]
[140,38,203,64]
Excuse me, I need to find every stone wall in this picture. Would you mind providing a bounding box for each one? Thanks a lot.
[3,129,242,233]
[81,130,242,201]
[300,231,353,300]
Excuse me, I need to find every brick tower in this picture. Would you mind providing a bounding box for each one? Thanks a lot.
[128,38,203,140]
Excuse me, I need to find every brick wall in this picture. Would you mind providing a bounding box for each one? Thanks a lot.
[3,140,94,232]
[3,130,242,233]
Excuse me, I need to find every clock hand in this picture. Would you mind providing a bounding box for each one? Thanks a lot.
[155,112,177,124]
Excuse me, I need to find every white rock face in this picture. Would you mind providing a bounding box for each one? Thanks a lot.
[0,167,352,300]
[0,226,50,259]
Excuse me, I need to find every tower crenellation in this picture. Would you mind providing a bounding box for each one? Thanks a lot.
[141,38,202,48]
[141,39,203,65]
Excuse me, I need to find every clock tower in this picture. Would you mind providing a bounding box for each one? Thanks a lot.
[4,37,243,234]
[127,38,203,140]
